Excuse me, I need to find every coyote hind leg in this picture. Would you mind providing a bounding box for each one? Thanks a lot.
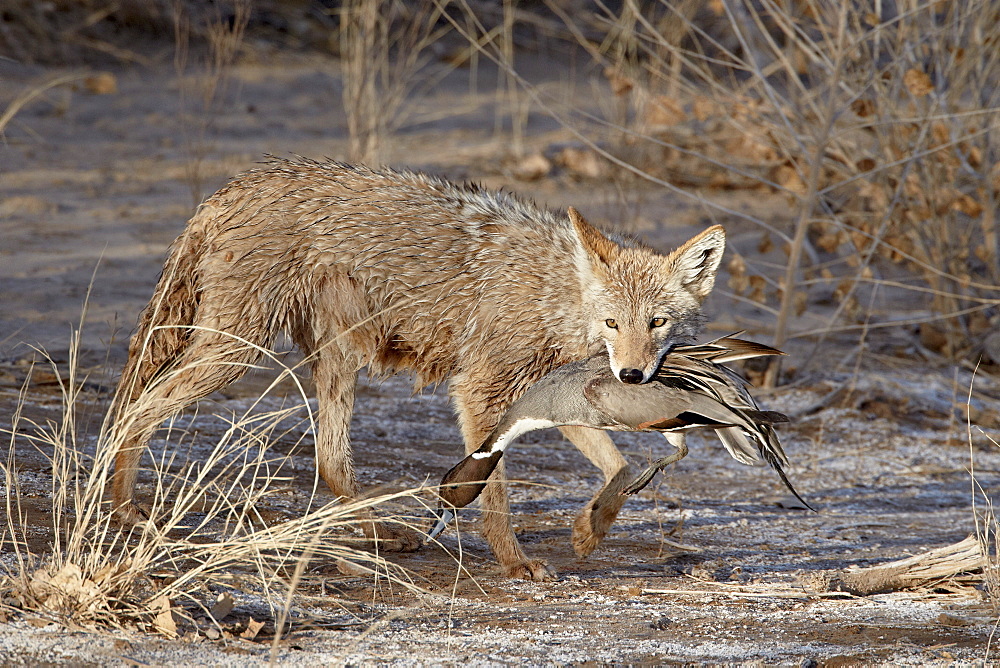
[110,329,264,524]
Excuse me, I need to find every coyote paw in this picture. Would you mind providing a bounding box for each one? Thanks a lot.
[503,559,557,582]
[368,523,423,553]
[572,478,629,557]
[572,505,607,557]
[112,501,150,527]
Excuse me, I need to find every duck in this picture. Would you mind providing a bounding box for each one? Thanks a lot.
[426,334,810,541]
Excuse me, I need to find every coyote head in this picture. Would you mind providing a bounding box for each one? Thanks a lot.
[569,207,725,385]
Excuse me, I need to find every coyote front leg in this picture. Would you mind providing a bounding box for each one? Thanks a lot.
[558,425,632,557]
[452,372,557,581]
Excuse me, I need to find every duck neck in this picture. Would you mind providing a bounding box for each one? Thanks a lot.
[472,417,560,459]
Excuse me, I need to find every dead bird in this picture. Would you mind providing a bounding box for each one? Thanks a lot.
[427,334,810,542]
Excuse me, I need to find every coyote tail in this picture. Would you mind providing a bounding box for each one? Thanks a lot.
[111,226,205,416]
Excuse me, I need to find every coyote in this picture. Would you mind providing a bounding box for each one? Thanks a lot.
[110,157,725,581]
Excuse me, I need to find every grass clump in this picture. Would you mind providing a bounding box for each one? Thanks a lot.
[0,322,432,639]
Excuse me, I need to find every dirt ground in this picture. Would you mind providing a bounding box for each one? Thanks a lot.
[2,20,999,666]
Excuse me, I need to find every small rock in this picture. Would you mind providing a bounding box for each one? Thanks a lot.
[937,612,971,627]
[650,616,672,630]
[84,72,117,95]
[556,147,602,179]
[512,153,552,181]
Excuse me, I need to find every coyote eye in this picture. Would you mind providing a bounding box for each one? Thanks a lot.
[605,319,618,329]
[650,317,667,328]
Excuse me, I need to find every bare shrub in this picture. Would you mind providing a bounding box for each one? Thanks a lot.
[339,0,454,165]
[535,0,1000,380]
[173,0,250,205]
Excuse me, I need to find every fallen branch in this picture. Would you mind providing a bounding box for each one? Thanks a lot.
[831,535,985,596]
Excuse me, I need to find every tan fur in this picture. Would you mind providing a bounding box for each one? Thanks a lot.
[109,157,724,579]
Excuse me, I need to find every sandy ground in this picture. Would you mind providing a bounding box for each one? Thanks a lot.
[2,35,999,666]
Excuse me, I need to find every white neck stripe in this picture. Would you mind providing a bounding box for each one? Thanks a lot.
[472,418,559,458]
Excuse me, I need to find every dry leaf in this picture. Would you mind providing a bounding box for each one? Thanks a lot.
[773,164,806,195]
[964,145,982,167]
[794,291,808,316]
[209,592,235,621]
[816,231,842,253]
[952,194,983,218]
[603,66,633,96]
[241,617,265,641]
[850,98,875,118]
[855,157,876,172]
[727,254,748,293]
[757,233,773,254]
[692,96,719,122]
[726,135,777,162]
[880,234,912,263]
[903,68,933,97]
[748,275,767,303]
[919,322,950,354]
[931,121,949,146]
[643,95,686,128]
[151,595,178,637]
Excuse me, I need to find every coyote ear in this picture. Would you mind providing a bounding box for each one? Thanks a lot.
[666,225,726,298]
[569,207,618,267]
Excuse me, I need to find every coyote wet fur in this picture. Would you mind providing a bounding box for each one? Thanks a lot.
[110,157,725,581]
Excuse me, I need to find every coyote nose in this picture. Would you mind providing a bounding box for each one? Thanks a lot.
[619,368,644,384]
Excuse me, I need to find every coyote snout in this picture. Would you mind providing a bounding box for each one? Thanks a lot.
[108,158,726,582]
[569,208,726,387]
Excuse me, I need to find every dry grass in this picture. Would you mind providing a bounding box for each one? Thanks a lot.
[969,370,1000,615]
[0,314,441,639]
[0,74,90,139]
